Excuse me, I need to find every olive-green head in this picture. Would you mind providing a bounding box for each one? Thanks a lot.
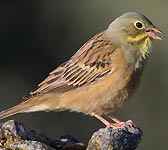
[106,12,162,45]
[105,12,162,68]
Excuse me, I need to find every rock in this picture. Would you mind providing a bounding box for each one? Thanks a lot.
[0,120,85,150]
[87,123,142,150]
[0,120,142,150]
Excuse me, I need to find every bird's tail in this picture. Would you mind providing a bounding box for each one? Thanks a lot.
[0,94,58,120]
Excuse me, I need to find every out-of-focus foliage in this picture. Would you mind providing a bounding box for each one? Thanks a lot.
[0,1,167,149]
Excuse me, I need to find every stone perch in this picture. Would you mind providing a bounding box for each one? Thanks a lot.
[0,120,142,150]
[87,123,142,150]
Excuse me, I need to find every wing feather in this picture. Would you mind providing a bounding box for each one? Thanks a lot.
[24,32,117,99]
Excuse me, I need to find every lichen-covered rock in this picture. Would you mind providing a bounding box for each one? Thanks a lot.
[0,120,142,150]
[0,120,85,150]
[87,123,142,150]
[10,140,55,150]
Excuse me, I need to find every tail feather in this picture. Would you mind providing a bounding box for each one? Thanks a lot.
[0,102,33,120]
[0,95,55,120]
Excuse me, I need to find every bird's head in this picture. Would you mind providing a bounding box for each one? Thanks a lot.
[106,12,162,44]
[105,12,162,68]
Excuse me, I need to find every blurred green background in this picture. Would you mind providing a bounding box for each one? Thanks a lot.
[0,0,167,149]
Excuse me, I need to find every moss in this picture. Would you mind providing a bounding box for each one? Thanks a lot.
[4,137,23,149]
[87,136,101,150]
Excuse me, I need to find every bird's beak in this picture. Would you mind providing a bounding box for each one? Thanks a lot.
[146,27,163,40]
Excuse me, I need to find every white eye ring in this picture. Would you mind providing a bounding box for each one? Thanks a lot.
[134,21,144,30]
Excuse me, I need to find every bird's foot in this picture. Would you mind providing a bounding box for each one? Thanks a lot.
[105,114,135,129]
[105,119,135,129]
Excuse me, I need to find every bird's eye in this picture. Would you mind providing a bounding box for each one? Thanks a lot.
[134,21,143,29]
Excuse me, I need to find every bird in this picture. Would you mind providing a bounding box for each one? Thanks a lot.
[0,12,162,128]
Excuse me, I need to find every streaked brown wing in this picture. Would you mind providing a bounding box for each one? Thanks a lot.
[24,32,117,99]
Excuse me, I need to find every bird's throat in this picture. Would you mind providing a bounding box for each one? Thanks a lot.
[135,37,152,69]
[123,37,152,70]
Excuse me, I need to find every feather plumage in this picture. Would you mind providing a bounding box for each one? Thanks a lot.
[24,33,116,99]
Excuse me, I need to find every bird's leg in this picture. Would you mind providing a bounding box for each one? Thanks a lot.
[91,112,125,128]
[91,112,135,129]
[105,114,122,123]
[91,112,111,127]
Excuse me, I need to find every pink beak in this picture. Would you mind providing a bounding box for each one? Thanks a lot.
[146,27,162,40]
